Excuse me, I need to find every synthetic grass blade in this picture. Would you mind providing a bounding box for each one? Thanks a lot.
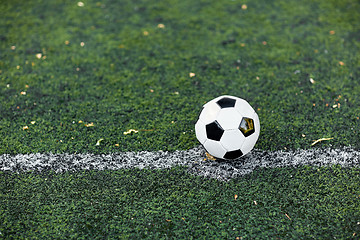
[1,147,359,181]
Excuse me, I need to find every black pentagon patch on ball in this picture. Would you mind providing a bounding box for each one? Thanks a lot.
[206,120,224,141]
[223,149,243,159]
[216,97,236,108]
[239,117,255,137]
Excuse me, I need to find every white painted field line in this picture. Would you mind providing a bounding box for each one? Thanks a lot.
[0,146,359,180]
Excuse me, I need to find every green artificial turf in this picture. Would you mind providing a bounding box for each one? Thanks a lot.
[1,1,360,239]
[1,0,360,154]
[1,167,359,239]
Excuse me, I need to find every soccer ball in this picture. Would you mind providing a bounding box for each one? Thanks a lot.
[195,95,260,160]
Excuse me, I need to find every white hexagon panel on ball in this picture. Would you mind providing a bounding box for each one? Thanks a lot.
[195,95,260,160]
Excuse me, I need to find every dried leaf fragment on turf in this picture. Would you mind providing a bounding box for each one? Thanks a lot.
[85,122,94,127]
[123,129,138,135]
[96,138,104,146]
[311,137,333,146]
[205,152,216,161]
[139,129,156,132]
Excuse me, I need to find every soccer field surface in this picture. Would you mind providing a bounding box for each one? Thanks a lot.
[1,0,360,238]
